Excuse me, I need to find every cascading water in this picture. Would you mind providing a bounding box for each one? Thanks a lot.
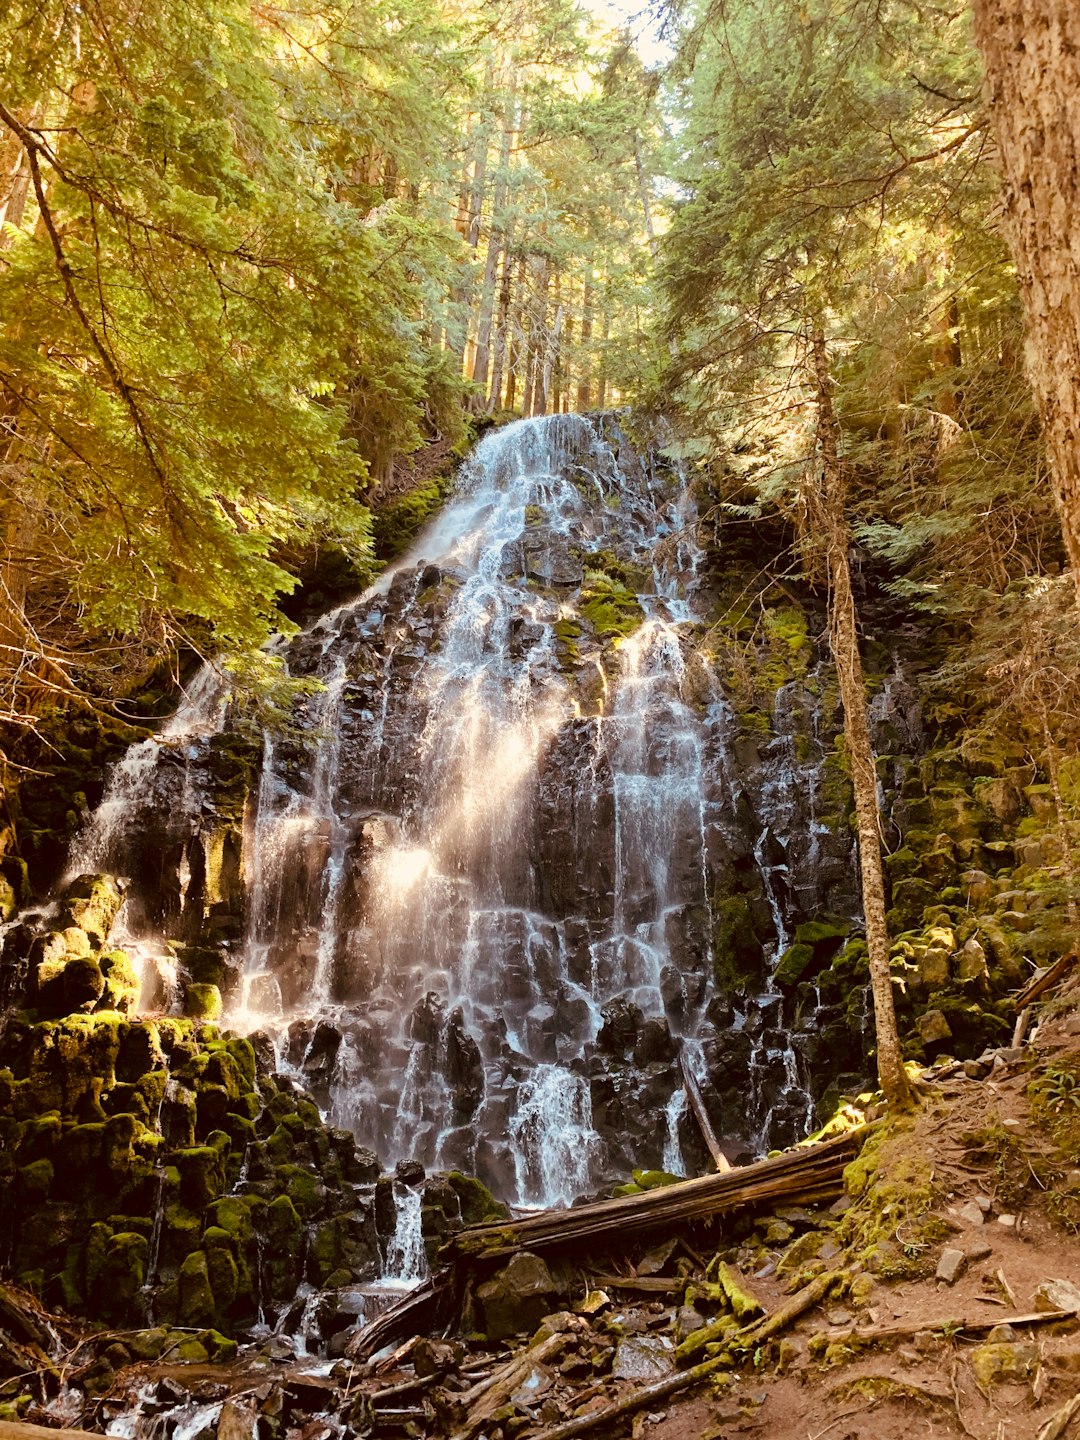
[49,414,875,1223]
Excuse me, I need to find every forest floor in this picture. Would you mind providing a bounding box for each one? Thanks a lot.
[4,994,1080,1440]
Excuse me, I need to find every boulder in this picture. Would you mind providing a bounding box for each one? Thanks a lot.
[475,1251,560,1339]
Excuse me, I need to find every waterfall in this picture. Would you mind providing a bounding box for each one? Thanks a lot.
[54,413,871,1213]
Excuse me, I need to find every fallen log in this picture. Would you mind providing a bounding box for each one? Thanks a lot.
[346,1275,452,1365]
[847,1308,1074,1345]
[451,1331,569,1439]
[586,1276,685,1294]
[0,1426,101,1440]
[442,1129,864,1263]
[679,1051,730,1173]
[1014,952,1077,1013]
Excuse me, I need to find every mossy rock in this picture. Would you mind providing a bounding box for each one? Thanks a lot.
[447,1171,508,1225]
[276,1163,322,1219]
[183,984,223,1022]
[60,874,124,945]
[175,1145,227,1209]
[97,1232,149,1322]
[99,951,140,1013]
[774,943,815,987]
[37,956,106,1018]
[127,1328,169,1361]
[178,1250,216,1328]
[224,1037,257,1089]
[262,1194,303,1301]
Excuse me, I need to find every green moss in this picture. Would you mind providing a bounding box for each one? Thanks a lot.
[774,943,815,987]
[447,1171,509,1225]
[178,1249,215,1327]
[372,476,449,560]
[99,951,140,1013]
[183,984,223,1021]
[578,570,644,640]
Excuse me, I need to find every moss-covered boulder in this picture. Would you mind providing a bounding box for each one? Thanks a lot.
[99,952,140,1013]
[59,874,124,945]
[178,1250,216,1327]
[183,984,223,1021]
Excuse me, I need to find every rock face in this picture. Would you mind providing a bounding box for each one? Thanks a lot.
[1,418,886,1213]
[2,414,1033,1231]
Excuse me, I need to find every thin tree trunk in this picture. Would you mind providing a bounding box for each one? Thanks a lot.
[596,296,610,410]
[471,85,516,401]
[505,254,527,411]
[1040,701,1079,927]
[487,232,515,410]
[576,278,593,411]
[810,328,914,1112]
[971,0,1080,604]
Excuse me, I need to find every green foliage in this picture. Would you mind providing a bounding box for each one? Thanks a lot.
[578,568,644,640]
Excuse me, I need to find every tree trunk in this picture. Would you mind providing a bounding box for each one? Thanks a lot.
[576,278,593,411]
[810,328,914,1112]
[471,85,516,401]
[487,232,515,411]
[971,0,1080,604]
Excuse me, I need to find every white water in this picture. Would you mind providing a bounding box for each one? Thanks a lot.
[54,414,859,1233]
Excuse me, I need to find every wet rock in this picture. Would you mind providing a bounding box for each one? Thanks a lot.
[409,991,446,1046]
[60,873,125,944]
[598,995,643,1055]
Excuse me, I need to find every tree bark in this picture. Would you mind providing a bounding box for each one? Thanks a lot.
[471,84,516,401]
[971,1,1080,603]
[810,328,914,1112]
[576,278,593,411]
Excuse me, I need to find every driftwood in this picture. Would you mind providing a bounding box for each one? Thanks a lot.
[1014,952,1077,1013]
[849,1308,1074,1345]
[527,1270,844,1440]
[1038,1393,1080,1440]
[586,1275,684,1294]
[679,1051,730,1172]
[0,1427,100,1440]
[451,1330,570,1439]
[347,1276,450,1364]
[443,1129,864,1263]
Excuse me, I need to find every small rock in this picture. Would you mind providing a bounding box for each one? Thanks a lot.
[1035,1279,1080,1315]
[966,1241,993,1263]
[776,1337,805,1373]
[613,1335,675,1382]
[996,1213,1017,1228]
[762,1218,794,1245]
[987,1324,1016,1343]
[578,1289,611,1315]
[936,1248,967,1285]
[971,1341,1037,1387]
[826,1308,853,1327]
[963,1059,989,1079]
[973,1194,993,1214]
[637,1238,679,1276]
[217,1401,257,1440]
[510,1363,554,1407]
[957,1201,985,1226]
[676,1305,706,1342]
